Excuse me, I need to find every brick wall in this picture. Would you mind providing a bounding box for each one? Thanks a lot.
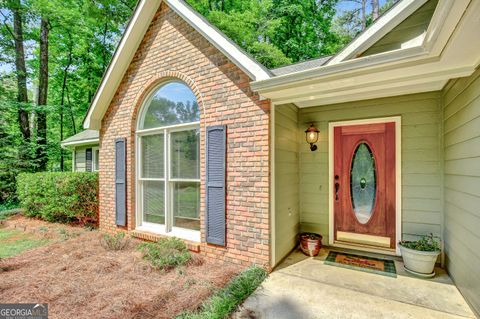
[99,3,271,267]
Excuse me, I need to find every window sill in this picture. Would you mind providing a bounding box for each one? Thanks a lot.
[133,225,201,252]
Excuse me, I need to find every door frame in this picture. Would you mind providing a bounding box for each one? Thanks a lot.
[328,116,402,256]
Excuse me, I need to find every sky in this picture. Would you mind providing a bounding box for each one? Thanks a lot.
[336,0,390,15]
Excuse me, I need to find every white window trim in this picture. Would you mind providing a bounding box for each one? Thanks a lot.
[135,106,201,242]
[92,146,100,172]
[328,116,402,256]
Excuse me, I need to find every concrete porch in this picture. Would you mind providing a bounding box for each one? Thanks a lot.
[237,248,476,319]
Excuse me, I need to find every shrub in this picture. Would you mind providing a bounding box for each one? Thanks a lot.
[101,232,129,251]
[138,237,191,271]
[178,266,268,319]
[17,172,98,225]
[399,233,441,252]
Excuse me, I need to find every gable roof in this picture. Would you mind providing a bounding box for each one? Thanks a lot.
[61,130,99,148]
[251,0,478,107]
[327,0,430,65]
[83,0,271,130]
[271,56,332,76]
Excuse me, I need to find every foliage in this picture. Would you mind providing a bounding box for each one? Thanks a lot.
[177,266,268,319]
[16,172,98,225]
[399,233,441,252]
[138,237,192,271]
[0,229,49,258]
[0,0,136,204]
[0,208,19,220]
[333,0,398,44]
[101,232,129,251]
[187,0,341,67]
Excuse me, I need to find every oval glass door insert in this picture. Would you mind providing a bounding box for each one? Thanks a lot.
[350,143,376,224]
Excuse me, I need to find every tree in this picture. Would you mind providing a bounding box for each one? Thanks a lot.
[3,0,31,142]
[36,16,49,170]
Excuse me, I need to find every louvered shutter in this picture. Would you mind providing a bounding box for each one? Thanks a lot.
[205,125,226,246]
[85,148,92,172]
[115,138,127,226]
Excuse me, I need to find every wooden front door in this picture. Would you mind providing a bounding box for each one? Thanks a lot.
[333,122,396,249]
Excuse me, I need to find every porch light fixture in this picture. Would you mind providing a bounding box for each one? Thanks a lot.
[305,124,319,151]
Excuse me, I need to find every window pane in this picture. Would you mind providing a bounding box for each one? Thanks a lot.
[142,134,164,178]
[173,182,200,231]
[94,149,99,171]
[143,181,165,224]
[141,82,199,129]
[170,129,200,179]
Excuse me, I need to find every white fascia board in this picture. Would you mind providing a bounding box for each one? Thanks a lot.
[165,0,271,81]
[328,0,428,65]
[61,138,100,149]
[277,66,472,107]
[251,45,428,93]
[83,0,162,130]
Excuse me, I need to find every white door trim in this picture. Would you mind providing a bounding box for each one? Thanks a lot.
[328,116,402,256]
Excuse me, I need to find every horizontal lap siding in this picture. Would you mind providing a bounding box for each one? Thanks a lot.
[443,68,480,316]
[275,104,300,265]
[298,92,442,244]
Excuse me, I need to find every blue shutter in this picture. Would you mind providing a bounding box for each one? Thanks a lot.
[206,125,226,246]
[115,138,127,226]
[85,148,92,172]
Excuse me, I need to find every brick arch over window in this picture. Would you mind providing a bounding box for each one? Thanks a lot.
[129,70,205,130]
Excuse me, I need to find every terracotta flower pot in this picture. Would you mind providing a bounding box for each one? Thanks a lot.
[299,232,322,257]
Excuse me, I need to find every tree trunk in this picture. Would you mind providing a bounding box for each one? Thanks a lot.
[372,0,379,21]
[361,0,367,30]
[59,35,73,171]
[36,16,49,171]
[11,0,30,141]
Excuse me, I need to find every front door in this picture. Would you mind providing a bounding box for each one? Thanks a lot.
[333,121,396,250]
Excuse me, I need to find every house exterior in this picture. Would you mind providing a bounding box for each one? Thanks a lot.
[61,130,99,172]
[76,0,479,315]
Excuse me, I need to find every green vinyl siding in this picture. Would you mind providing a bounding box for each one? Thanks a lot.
[361,0,438,57]
[442,68,480,316]
[275,104,300,264]
[298,92,442,244]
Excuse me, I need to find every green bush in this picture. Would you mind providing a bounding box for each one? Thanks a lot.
[138,237,191,271]
[17,172,98,225]
[178,266,268,319]
[101,232,129,251]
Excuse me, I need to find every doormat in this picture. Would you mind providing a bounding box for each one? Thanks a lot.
[324,251,397,278]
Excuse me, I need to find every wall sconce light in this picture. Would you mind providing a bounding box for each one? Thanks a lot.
[305,124,319,151]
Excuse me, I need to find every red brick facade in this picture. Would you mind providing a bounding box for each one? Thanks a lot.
[99,3,271,267]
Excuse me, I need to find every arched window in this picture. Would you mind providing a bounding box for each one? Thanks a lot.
[136,81,200,240]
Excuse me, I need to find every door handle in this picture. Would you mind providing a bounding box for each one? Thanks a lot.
[334,175,340,201]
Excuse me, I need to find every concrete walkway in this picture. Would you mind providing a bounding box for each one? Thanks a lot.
[236,249,476,319]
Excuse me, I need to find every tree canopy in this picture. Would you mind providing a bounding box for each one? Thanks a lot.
[0,0,392,206]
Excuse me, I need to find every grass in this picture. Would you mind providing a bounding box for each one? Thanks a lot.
[177,266,268,319]
[138,237,192,271]
[0,229,49,258]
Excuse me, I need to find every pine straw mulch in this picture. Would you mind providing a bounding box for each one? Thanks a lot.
[0,219,240,319]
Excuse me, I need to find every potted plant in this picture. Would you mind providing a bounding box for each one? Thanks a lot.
[299,232,322,257]
[398,233,441,277]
